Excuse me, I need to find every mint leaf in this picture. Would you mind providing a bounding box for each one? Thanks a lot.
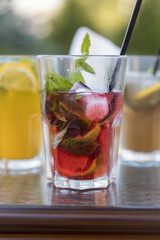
[75,58,95,74]
[45,73,73,94]
[55,121,68,131]
[59,101,78,121]
[59,101,68,114]
[45,77,55,95]
[59,125,101,156]
[70,69,85,84]
[50,99,59,112]
[81,33,90,55]
[73,33,95,79]
[60,138,98,156]
[54,112,66,122]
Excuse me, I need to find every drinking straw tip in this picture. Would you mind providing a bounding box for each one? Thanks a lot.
[153,44,160,75]
[109,0,143,92]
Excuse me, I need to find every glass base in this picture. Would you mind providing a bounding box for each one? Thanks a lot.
[52,172,110,190]
[119,147,160,166]
[0,152,43,174]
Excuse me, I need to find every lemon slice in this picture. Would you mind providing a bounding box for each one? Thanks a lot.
[133,82,160,107]
[0,62,37,92]
[134,82,160,100]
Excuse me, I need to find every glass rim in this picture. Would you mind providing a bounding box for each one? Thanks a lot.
[37,54,127,59]
[0,55,36,59]
[127,55,160,59]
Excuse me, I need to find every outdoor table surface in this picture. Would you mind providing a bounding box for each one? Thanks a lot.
[0,160,160,239]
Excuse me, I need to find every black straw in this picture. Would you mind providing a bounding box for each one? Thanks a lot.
[120,0,143,55]
[109,0,143,92]
[153,45,160,75]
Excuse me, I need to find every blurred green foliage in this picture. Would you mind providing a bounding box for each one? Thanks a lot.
[127,0,160,54]
[0,0,159,55]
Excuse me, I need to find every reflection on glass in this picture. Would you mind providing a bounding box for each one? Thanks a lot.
[46,182,117,206]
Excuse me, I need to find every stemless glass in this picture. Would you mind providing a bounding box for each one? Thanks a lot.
[38,55,126,190]
[0,56,43,172]
[120,56,160,164]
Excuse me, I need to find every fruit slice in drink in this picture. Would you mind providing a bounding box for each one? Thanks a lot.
[53,125,100,179]
[134,81,160,105]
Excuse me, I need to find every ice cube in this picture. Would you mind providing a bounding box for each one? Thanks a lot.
[83,93,109,123]
[69,81,92,93]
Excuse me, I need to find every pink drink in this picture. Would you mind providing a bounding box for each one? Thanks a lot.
[45,91,123,180]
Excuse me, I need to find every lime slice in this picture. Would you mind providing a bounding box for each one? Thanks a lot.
[56,154,96,179]
[0,62,37,92]
[59,125,101,156]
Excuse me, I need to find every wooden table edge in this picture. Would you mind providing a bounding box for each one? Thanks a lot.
[0,205,160,234]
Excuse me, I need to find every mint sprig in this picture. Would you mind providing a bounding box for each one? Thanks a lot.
[75,33,95,75]
[81,32,90,55]
[45,73,72,94]
[45,32,95,95]
[75,57,95,74]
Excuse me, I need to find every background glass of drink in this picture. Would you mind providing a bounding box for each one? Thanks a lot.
[120,56,160,164]
[0,56,43,172]
[38,55,126,190]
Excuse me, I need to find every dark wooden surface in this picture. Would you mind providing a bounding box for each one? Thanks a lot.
[1,234,160,240]
[1,206,160,234]
[0,160,160,238]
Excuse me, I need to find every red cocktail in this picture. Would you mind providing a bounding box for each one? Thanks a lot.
[38,53,126,190]
[45,90,123,180]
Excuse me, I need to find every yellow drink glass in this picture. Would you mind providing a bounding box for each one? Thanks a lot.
[0,56,43,171]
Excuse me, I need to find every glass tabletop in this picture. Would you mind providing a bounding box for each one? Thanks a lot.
[0,160,160,207]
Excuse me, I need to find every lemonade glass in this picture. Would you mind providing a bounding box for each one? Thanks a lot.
[38,55,126,190]
[120,56,160,164]
[0,56,43,171]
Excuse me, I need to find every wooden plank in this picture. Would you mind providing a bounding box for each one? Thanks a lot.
[0,206,160,234]
[0,234,160,240]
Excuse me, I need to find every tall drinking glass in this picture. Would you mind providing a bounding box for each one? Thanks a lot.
[0,56,43,172]
[38,55,126,190]
[120,56,160,164]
